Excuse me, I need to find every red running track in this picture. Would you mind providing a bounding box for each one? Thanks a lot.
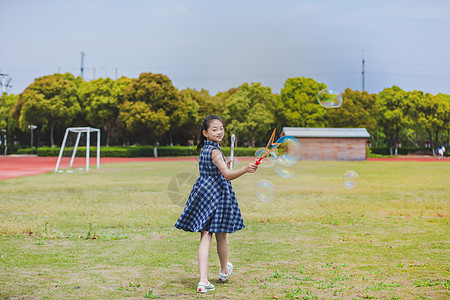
[0,156,201,180]
[367,157,447,162]
[0,155,447,180]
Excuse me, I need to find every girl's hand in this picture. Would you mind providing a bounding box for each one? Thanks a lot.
[226,157,232,169]
[246,163,258,173]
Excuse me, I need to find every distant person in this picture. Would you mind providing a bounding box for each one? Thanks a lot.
[174,115,258,293]
[438,145,445,160]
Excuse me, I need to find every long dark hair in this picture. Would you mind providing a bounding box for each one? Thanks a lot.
[197,115,224,152]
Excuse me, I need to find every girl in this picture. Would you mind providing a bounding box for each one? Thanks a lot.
[174,115,258,293]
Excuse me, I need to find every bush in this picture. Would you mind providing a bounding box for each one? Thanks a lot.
[37,145,259,157]
[4,145,29,155]
[36,146,440,158]
[370,147,433,156]
[15,147,38,155]
[222,147,259,157]
[37,146,153,157]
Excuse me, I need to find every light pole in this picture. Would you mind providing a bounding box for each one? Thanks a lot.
[28,125,37,154]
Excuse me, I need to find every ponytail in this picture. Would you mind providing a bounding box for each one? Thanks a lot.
[196,115,224,152]
[196,132,207,153]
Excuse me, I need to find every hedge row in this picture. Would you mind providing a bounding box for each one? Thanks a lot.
[36,146,259,157]
[370,147,435,156]
[28,146,444,158]
[16,148,38,155]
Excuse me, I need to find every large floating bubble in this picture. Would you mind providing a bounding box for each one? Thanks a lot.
[254,147,277,168]
[343,170,358,189]
[277,155,297,167]
[275,136,301,163]
[256,179,275,202]
[167,173,197,206]
[317,88,343,108]
[274,165,296,178]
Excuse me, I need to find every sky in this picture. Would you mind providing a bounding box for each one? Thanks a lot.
[1,0,450,96]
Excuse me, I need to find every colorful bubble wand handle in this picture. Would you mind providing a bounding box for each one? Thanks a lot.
[255,146,279,165]
[255,129,280,165]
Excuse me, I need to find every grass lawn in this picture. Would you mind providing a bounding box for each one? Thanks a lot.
[0,160,449,299]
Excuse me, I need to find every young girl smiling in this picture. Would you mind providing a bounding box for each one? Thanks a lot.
[175,115,258,293]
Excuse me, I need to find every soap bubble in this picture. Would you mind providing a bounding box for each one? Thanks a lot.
[275,136,301,164]
[167,173,197,206]
[277,155,297,167]
[343,170,358,189]
[317,88,343,108]
[274,165,296,178]
[256,179,275,202]
[255,147,277,168]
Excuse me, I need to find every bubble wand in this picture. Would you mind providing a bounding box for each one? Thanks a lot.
[255,129,281,165]
[230,134,235,171]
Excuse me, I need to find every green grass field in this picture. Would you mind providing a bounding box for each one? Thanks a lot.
[0,160,449,299]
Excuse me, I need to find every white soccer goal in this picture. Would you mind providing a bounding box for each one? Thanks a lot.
[55,127,101,172]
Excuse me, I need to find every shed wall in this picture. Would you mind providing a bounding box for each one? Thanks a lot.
[298,137,367,160]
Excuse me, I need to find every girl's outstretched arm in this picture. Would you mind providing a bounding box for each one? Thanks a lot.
[212,149,258,181]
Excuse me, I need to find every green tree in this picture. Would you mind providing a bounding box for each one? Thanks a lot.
[369,129,387,148]
[0,93,19,154]
[377,86,414,155]
[211,88,236,113]
[79,77,131,146]
[223,83,278,147]
[326,88,378,132]
[278,77,326,128]
[177,88,221,145]
[119,73,185,153]
[414,92,450,154]
[13,73,81,147]
[437,93,450,146]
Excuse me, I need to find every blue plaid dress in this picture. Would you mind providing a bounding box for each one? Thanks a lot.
[174,140,245,233]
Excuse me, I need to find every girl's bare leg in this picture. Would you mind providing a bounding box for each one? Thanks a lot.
[216,232,228,274]
[198,231,213,283]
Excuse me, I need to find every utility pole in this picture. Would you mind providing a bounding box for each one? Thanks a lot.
[361,49,365,91]
[81,51,85,79]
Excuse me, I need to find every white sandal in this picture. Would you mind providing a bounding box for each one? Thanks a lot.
[197,281,215,293]
[218,262,233,282]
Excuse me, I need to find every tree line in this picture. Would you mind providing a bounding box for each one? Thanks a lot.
[0,72,449,155]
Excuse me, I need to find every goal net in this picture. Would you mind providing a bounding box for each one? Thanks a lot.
[55,127,101,172]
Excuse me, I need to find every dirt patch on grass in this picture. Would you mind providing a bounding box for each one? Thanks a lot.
[91,265,145,282]
[0,221,38,236]
[1,296,41,300]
